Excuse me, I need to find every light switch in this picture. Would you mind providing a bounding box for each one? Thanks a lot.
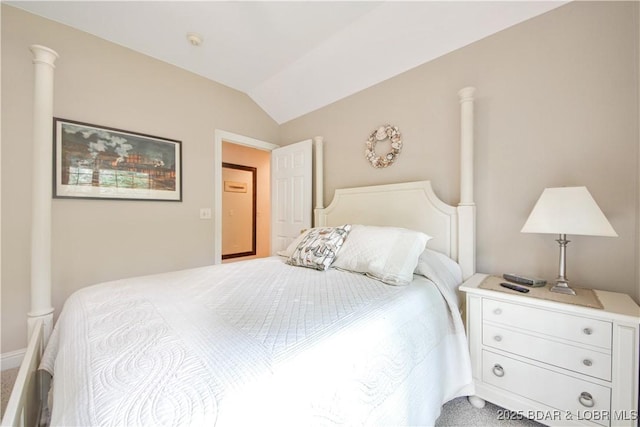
[199,208,212,220]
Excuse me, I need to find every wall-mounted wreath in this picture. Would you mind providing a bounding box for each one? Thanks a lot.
[365,125,402,168]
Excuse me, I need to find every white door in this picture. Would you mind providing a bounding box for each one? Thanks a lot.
[271,139,313,254]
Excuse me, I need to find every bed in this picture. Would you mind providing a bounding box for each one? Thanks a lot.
[2,45,478,427]
[7,186,478,427]
[40,239,473,426]
[10,187,478,427]
[43,180,477,426]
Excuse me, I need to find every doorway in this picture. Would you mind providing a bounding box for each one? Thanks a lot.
[221,162,257,259]
[214,130,278,264]
[214,130,314,264]
[221,143,270,262]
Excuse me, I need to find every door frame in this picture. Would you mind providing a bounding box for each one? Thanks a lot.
[214,129,278,264]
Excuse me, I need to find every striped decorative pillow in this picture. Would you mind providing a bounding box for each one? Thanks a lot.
[287,225,351,271]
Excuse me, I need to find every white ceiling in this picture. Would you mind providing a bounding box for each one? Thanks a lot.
[8,1,567,124]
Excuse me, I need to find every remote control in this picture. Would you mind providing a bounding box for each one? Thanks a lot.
[503,273,546,287]
[500,282,530,293]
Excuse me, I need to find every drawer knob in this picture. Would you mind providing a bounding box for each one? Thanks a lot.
[583,359,593,367]
[579,392,595,408]
[493,308,502,315]
[494,335,502,342]
[583,327,593,335]
[492,364,505,377]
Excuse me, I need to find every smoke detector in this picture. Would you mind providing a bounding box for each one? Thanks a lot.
[186,32,203,47]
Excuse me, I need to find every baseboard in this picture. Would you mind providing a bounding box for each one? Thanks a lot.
[1,348,26,370]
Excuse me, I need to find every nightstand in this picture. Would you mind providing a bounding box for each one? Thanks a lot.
[460,273,640,427]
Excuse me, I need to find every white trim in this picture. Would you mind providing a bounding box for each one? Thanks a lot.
[215,130,279,152]
[1,348,26,371]
[213,130,278,264]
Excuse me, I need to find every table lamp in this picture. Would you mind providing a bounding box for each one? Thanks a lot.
[521,187,617,295]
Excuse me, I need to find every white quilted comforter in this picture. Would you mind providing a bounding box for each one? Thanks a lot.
[41,256,473,426]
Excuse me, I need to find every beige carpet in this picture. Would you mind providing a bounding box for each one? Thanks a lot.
[435,396,545,426]
[1,368,19,420]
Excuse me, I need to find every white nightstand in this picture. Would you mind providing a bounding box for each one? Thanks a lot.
[460,273,640,427]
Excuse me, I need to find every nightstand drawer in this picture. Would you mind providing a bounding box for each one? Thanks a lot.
[483,350,612,427]
[483,324,612,380]
[483,299,612,349]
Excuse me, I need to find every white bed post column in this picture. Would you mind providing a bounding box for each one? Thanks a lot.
[28,45,58,343]
[457,87,476,280]
[313,136,324,226]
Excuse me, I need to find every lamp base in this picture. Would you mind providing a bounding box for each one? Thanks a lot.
[550,280,576,295]
[550,234,576,296]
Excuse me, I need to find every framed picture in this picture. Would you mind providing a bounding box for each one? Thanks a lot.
[53,118,182,201]
[224,181,248,193]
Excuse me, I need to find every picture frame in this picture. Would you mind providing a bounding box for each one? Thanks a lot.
[224,181,248,193]
[53,118,182,201]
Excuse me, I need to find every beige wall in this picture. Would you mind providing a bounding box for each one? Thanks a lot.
[222,142,271,260]
[1,6,279,353]
[280,2,640,302]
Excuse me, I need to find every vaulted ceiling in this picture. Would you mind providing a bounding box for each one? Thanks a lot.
[8,1,567,124]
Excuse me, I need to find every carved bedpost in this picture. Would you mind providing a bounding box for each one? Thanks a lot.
[313,136,324,227]
[28,45,58,344]
[457,87,476,280]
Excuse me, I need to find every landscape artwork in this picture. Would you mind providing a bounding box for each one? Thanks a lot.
[54,118,182,201]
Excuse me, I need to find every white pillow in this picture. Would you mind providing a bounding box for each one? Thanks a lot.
[414,248,463,305]
[333,225,431,285]
[286,225,351,271]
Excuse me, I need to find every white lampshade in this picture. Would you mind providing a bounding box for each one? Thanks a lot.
[521,187,617,237]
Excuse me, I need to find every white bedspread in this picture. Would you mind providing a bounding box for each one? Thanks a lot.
[41,256,473,426]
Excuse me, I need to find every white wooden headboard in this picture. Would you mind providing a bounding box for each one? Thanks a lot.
[317,180,458,258]
[314,87,476,280]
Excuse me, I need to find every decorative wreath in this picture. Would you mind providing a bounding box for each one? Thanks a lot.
[365,125,402,168]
